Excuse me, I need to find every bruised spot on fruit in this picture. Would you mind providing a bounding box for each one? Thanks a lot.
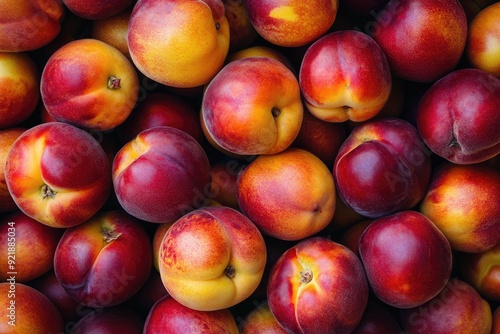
[41,184,56,199]
[101,228,122,243]
[107,75,121,89]
[271,107,281,118]
[224,264,235,278]
[300,269,313,284]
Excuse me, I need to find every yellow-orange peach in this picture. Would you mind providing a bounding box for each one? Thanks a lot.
[158,206,266,311]
[243,0,338,47]
[127,0,230,88]
[201,57,303,155]
[237,147,336,240]
[299,30,392,123]
[240,301,287,334]
[226,45,297,74]
[41,38,139,131]
[91,7,132,60]
[4,122,112,228]
[420,163,500,253]
[0,52,40,129]
[0,0,63,52]
[466,2,500,77]
[0,128,25,212]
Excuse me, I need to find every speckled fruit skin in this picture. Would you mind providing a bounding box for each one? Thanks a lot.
[299,30,392,123]
[112,126,211,223]
[158,206,267,312]
[0,0,63,52]
[53,210,153,308]
[358,210,453,309]
[201,57,303,156]
[243,0,338,47]
[267,237,369,334]
[144,295,239,333]
[417,68,500,165]
[333,117,431,219]
[40,38,139,131]
[419,162,500,253]
[4,122,112,228]
[127,0,230,88]
[371,0,467,82]
[236,147,336,241]
[0,52,40,129]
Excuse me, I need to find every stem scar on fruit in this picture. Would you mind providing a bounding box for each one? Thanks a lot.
[224,265,235,278]
[449,136,460,148]
[107,75,121,89]
[101,228,122,243]
[271,107,281,118]
[215,22,220,30]
[300,269,313,284]
[41,184,56,199]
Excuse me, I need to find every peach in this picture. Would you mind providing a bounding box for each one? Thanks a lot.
[0,52,40,129]
[0,128,25,212]
[158,206,267,311]
[208,161,241,209]
[419,162,500,253]
[0,0,63,52]
[29,270,82,323]
[4,122,112,228]
[127,0,230,88]
[338,219,372,257]
[240,301,287,334]
[152,222,174,271]
[334,118,432,219]
[201,57,303,156]
[460,243,500,301]
[237,147,336,240]
[299,30,392,122]
[0,282,64,332]
[144,295,239,333]
[371,0,467,82]
[351,301,402,333]
[243,0,338,47]
[91,7,133,60]
[466,2,500,77]
[358,210,453,309]
[223,0,258,51]
[267,237,369,334]
[399,279,492,334]
[112,126,211,223]
[116,92,204,145]
[53,210,153,308]
[41,38,139,131]
[0,211,63,283]
[493,306,500,333]
[63,0,134,20]
[417,68,500,164]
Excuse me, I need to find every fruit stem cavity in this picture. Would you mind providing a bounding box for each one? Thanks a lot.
[224,265,235,278]
[101,228,122,243]
[107,75,121,89]
[41,184,56,199]
[300,269,313,284]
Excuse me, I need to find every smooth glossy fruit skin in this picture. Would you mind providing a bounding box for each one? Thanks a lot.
[144,295,239,333]
[201,56,303,156]
[0,282,64,333]
[0,128,26,212]
[4,122,112,228]
[399,279,493,334]
[127,0,230,88]
[358,210,453,309]
[371,0,467,82]
[53,210,153,308]
[299,30,392,123]
[419,162,500,253]
[267,237,369,334]
[417,68,500,164]
[334,117,431,219]
[158,206,267,311]
[112,126,211,223]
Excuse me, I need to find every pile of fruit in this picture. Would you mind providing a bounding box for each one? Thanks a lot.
[1,0,499,333]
